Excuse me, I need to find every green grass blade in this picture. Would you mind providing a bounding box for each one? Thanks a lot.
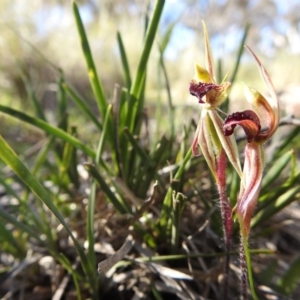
[63,82,102,131]
[0,173,54,242]
[84,163,131,214]
[277,255,300,296]
[129,0,165,130]
[221,22,250,112]
[96,104,112,164]
[0,136,96,293]
[136,136,169,198]
[87,181,97,276]
[158,23,175,142]
[275,126,300,158]
[117,31,132,89]
[171,191,186,251]
[159,148,192,236]
[123,127,149,161]
[262,150,292,192]
[159,21,177,53]
[31,136,56,175]
[18,65,46,121]
[61,126,80,188]
[0,174,22,202]
[57,72,68,131]
[258,260,278,286]
[72,0,107,118]
[0,207,45,246]
[86,105,112,275]
[0,104,95,159]
[251,184,300,229]
[229,22,250,84]
[0,220,26,258]
[56,254,82,300]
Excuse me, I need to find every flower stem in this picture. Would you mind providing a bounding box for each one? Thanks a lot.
[217,150,232,299]
[240,229,258,300]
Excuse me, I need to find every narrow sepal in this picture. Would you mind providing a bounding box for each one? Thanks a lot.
[199,110,218,180]
[192,121,201,156]
[245,46,279,137]
[237,142,264,236]
[202,21,214,79]
[209,110,243,178]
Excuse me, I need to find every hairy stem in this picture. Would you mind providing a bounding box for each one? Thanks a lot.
[240,230,258,300]
[217,150,232,299]
[241,231,258,300]
[240,235,248,300]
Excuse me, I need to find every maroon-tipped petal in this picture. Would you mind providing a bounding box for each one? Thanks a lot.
[189,82,215,103]
[223,110,261,143]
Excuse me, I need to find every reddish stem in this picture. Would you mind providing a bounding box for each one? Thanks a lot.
[216,149,232,299]
[239,234,248,300]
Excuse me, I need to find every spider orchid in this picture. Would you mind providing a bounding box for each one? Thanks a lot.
[189,22,243,297]
[223,47,279,237]
[189,22,242,182]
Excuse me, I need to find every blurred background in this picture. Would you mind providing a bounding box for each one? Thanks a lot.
[1,0,300,138]
[1,2,300,298]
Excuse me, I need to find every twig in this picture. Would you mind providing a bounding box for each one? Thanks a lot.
[98,235,134,274]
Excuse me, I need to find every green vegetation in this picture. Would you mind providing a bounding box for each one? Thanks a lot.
[0,1,300,299]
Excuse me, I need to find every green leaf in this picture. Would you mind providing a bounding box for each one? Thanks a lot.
[123,128,149,161]
[0,221,27,258]
[160,148,192,237]
[159,20,177,53]
[117,31,132,89]
[277,255,300,296]
[252,184,300,228]
[72,0,107,118]
[18,65,46,121]
[63,82,102,131]
[0,136,96,293]
[128,0,165,131]
[275,126,300,158]
[0,104,95,159]
[86,105,113,273]
[262,150,292,192]
[84,163,130,214]
[221,22,250,112]
[57,72,68,131]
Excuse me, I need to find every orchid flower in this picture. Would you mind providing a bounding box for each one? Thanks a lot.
[223,47,279,299]
[223,47,279,237]
[190,22,242,182]
[189,22,243,296]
